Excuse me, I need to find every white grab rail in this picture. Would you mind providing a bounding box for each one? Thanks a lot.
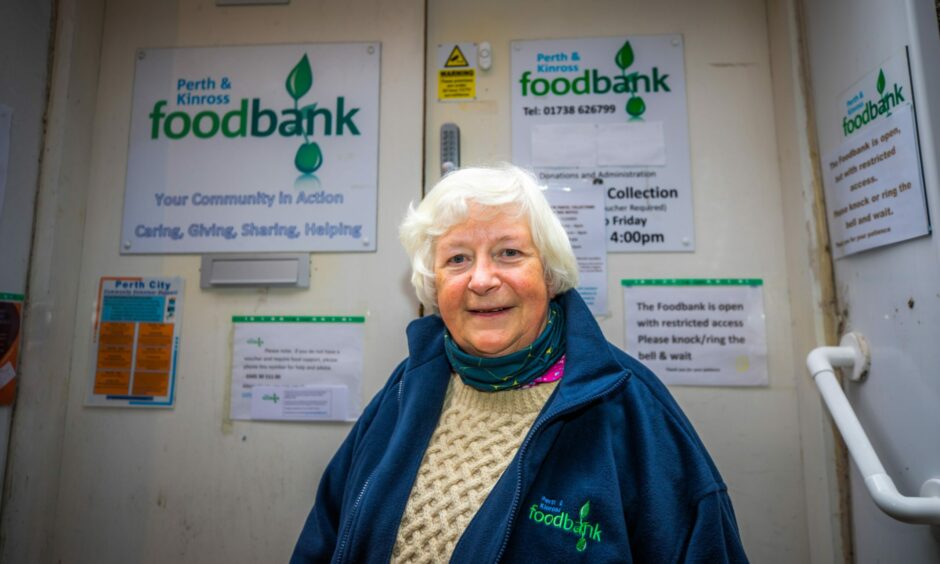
[807,332,940,525]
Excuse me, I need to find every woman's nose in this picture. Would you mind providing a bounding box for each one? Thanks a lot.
[467,257,499,294]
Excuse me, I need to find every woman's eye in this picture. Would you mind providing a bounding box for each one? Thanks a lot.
[447,254,467,265]
[502,249,521,258]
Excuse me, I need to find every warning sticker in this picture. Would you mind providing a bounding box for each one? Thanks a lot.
[437,43,477,101]
[445,45,470,67]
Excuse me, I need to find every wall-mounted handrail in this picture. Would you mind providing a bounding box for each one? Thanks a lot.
[807,332,940,525]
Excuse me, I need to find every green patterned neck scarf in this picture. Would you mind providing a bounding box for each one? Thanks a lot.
[444,301,566,392]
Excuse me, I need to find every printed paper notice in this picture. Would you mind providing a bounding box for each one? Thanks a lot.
[87,277,184,407]
[823,105,928,257]
[543,184,608,315]
[0,293,24,405]
[231,316,364,421]
[250,385,349,421]
[623,279,767,386]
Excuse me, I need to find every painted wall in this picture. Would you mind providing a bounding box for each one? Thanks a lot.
[2,0,848,562]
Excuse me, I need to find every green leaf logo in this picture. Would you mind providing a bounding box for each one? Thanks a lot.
[579,501,591,520]
[286,55,326,174]
[295,142,323,173]
[576,537,587,552]
[286,54,313,101]
[626,96,646,118]
[877,69,886,95]
[615,41,635,70]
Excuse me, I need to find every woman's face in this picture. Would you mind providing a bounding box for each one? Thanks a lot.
[434,206,551,358]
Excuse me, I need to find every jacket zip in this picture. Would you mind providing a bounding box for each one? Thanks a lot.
[334,473,374,564]
[335,378,406,563]
[492,373,628,563]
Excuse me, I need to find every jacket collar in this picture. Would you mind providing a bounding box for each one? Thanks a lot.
[552,290,630,407]
[404,290,629,408]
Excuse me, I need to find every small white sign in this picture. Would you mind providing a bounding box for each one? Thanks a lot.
[531,122,666,168]
[250,385,349,421]
[511,35,693,252]
[230,316,364,421]
[623,279,768,387]
[822,48,929,258]
[596,122,666,166]
[543,184,609,315]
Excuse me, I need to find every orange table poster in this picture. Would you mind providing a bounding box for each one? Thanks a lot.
[0,293,24,405]
[87,277,183,408]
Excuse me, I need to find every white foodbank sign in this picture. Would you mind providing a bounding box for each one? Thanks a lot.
[623,280,768,387]
[122,43,380,253]
[822,49,929,258]
[511,35,693,252]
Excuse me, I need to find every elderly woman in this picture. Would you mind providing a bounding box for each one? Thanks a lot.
[292,165,748,563]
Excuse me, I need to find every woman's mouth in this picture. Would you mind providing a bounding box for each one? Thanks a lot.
[469,306,510,314]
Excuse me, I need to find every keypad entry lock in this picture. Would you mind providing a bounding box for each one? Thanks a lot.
[440,123,460,176]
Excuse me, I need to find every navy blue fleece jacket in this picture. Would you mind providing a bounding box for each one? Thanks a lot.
[292,290,749,563]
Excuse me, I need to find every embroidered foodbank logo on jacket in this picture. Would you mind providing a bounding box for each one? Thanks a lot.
[842,68,905,137]
[528,498,602,552]
[518,40,668,119]
[147,54,361,174]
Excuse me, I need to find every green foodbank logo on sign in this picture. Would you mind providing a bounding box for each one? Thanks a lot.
[842,68,905,136]
[148,54,361,174]
[519,41,669,119]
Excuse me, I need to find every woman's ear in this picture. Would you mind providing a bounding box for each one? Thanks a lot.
[543,261,556,296]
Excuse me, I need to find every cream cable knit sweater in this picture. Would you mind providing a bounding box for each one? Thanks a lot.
[390,375,558,563]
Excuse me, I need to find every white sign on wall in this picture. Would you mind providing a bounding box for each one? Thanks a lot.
[543,184,608,315]
[230,315,364,422]
[822,49,930,258]
[511,35,693,252]
[623,279,768,387]
[122,43,380,254]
